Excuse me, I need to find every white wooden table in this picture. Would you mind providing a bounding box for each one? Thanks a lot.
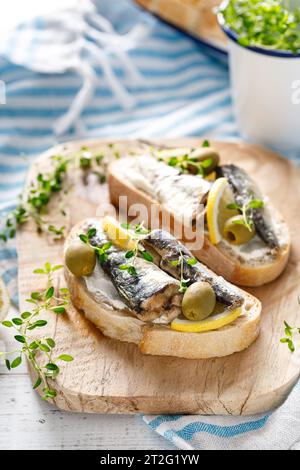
[0,305,175,450]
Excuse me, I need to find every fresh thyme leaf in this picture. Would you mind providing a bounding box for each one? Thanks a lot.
[58,354,74,362]
[39,344,51,353]
[33,377,42,390]
[11,356,22,369]
[102,242,112,251]
[247,199,265,210]
[187,258,197,266]
[169,250,191,293]
[127,266,138,276]
[33,269,45,274]
[281,305,300,352]
[14,335,26,344]
[170,260,180,267]
[79,234,88,244]
[227,203,240,211]
[125,251,135,259]
[141,251,154,262]
[45,287,54,300]
[45,363,59,371]
[28,320,48,330]
[201,158,213,169]
[52,307,66,314]
[227,196,264,232]
[88,228,97,239]
[119,264,130,271]
[0,264,73,399]
[46,338,56,348]
[121,222,131,230]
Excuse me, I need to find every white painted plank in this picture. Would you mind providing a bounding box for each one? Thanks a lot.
[0,375,175,450]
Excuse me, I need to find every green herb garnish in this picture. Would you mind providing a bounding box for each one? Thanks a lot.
[281,298,300,352]
[219,0,300,54]
[0,145,116,242]
[227,197,264,232]
[170,252,197,294]
[0,264,73,400]
[79,230,112,264]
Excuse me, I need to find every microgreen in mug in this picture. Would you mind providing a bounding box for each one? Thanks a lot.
[0,264,73,400]
[219,0,300,54]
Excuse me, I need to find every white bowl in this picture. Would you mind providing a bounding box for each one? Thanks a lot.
[218,15,300,152]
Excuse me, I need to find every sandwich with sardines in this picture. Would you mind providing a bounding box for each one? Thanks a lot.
[108,143,290,286]
[64,217,261,359]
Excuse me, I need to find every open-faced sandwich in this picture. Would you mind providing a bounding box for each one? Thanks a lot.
[108,143,290,286]
[64,216,261,359]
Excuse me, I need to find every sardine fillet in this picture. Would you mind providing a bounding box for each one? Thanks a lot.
[88,223,182,322]
[142,229,244,310]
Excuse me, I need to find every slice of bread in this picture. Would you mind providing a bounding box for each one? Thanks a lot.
[65,220,261,359]
[108,160,290,287]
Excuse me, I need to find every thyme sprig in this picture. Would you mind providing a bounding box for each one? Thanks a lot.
[0,145,114,242]
[227,197,264,232]
[79,228,112,264]
[0,156,69,242]
[0,264,73,400]
[169,251,197,294]
[120,222,153,277]
[281,298,300,352]
[157,140,213,176]
[80,223,153,277]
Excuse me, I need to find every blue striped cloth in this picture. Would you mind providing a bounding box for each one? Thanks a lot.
[0,0,299,451]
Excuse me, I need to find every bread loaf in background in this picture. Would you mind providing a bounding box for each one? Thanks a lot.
[135,0,226,44]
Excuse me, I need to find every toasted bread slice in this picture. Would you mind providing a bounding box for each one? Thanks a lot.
[108,159,290,287]
[65,220,261,359]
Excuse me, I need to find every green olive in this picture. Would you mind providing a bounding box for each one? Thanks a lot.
[182,281,216,321]
[65,241,96,277]
[188,148,220,175]
[223,215,256,245]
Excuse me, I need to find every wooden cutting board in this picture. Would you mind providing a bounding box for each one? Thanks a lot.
[17,138,300,416]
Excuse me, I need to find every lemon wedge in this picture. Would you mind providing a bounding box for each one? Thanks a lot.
[206,177,238,245]
[0,277,10,321]
[102,216,137,251]
[171,306,242,333]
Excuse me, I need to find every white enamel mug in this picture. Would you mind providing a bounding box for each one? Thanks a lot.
[218,13,300,152]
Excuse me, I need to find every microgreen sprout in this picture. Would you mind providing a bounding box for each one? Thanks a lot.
[0,264,73,400]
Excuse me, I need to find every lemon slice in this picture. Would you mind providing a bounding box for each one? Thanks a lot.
[171,306,242,333]
[0,277,10,321]
[206,177,238,245]
[102,216,137,251]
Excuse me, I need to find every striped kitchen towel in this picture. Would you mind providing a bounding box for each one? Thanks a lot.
[0,0,299,451]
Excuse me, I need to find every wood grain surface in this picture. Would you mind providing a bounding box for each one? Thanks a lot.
[16,138,300,416]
